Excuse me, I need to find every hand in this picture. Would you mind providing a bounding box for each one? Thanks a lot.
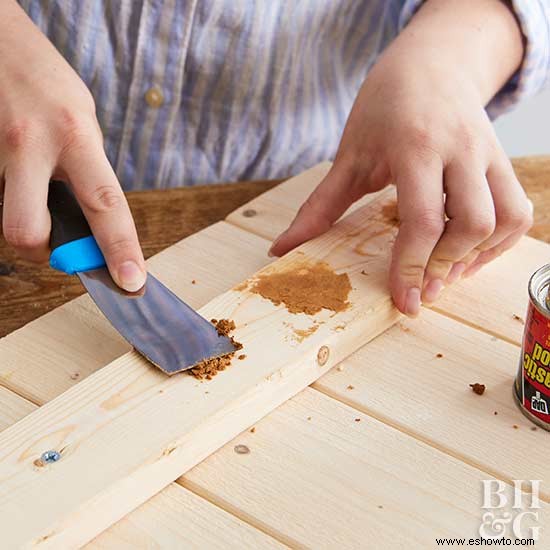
[0,2,145,291]
[269,0,531,316]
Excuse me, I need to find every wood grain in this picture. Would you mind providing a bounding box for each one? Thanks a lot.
[0,377,285,549]
[182,388,550,548]
[0,187,401,547]
[314,308,550,499]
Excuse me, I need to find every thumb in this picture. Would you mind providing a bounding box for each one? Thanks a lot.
[269,162,377,257]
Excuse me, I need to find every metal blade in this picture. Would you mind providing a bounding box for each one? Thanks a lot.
[78,268,237,375]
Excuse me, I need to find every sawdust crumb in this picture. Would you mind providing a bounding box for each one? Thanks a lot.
[191,279,196,285]
[293,324,320,342]
[189,319,243,380]
[435,353,443,359]
[512,314,524,324]
[494,411,498,415]
[469,383,485,395]
[250,259,351,315]
[354,418,361,422]
[250,427,256,433]
[337,365,344,372]
[307,416,312,421]
[238,354,246,360]
[360,270,368,276]
[513,424,519,430]
[70,373,80,380]
[531,426,537,431]
[347,384,355,390]
[377,505,384,509]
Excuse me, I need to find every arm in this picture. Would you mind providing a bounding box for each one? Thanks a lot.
[270,0,531,316]
[0,1,145,291]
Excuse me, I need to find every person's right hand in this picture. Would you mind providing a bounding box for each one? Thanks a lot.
[0,1,146,292]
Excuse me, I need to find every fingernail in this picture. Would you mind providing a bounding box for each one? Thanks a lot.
[405,287,421,317]
[446,262,467,285]
[118,261,146,292]
[423,278,444,304]
[268,233,284,258]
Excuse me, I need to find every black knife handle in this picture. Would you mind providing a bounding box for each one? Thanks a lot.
[47,180,92,251]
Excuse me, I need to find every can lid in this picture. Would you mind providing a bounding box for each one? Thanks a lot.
[529,264,550,314]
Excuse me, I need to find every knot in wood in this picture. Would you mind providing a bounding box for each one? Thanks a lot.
[317,346,330,366]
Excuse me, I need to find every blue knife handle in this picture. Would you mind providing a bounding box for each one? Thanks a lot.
[47,181,106,275]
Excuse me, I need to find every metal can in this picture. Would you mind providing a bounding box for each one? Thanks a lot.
[514,263,550,430]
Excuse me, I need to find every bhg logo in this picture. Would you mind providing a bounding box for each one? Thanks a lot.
[480,480,541,541]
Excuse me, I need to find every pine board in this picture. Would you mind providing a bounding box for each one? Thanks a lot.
[0,189,401,547]
[0,362,284,549]
[226,165,549,346]
[0,163,548,547]
[0,222,272,405]
[87,484,286,550]
[181,388,550,548]
[314,308,550,499]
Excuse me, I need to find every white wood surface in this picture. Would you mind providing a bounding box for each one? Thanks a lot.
[87,484,285,550]
[182,388,549,548]
[0,163,548,547]
[0,189,401,547]
[315,308,550,499]
[0,359,285,550]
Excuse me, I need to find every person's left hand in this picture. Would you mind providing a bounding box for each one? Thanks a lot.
[268,0,532,317]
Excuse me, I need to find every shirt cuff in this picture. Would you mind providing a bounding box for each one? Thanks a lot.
[398,0,550,119]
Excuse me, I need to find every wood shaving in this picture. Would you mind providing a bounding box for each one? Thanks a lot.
[469,383,485,395]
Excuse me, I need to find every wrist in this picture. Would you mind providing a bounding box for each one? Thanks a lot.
[388,0,524,104]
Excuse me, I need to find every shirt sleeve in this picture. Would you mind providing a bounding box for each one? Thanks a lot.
[398,0,550,119]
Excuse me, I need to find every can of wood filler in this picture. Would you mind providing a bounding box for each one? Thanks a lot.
[514,263,550,430]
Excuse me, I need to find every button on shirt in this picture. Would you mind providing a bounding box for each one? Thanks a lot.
[18,0,550,190]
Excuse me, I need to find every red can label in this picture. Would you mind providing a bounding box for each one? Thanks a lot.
[515,301,550,426]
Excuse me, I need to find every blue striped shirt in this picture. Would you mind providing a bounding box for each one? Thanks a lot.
[18,0,550,190]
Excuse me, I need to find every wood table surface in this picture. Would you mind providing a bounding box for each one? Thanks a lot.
[0,156,549,338]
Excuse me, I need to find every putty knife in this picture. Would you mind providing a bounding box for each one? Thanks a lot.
[47,180,237,375]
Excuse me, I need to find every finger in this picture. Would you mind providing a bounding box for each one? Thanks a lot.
[61,137,146,291]
[463,201,533,277]
[423,160,495,301]
[390,154,444,317]
[2,158,51,262]
[268,159,385,257]
[482,158,532,250]
[460,161,533,278]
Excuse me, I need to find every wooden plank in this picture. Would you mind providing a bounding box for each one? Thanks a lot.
[226,162,547,346]
[0,221,272,405]
[181,388,550,548]
[87,484,285,550]
[0,189,401,547]
[430,235,548,345]
[314,308,550,500]
[227,162,385,242]
[0,337,286,549]
[0,386,35,431]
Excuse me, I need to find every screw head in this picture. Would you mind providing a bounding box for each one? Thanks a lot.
[41,450,61,464]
